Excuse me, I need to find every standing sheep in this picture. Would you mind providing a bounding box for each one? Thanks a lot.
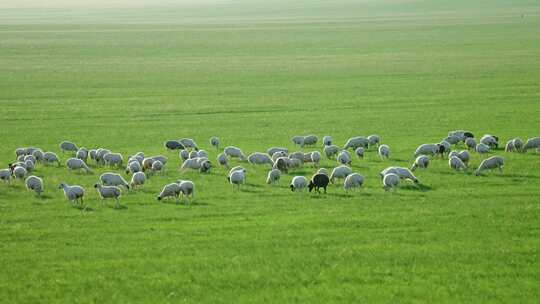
[330,165,352,183]
[179,138,199,151]
[130,172,146,189]
[76,148,89,163]
[176,180,195,204]
[414,143,441,157]
[380,167,419,183]
[476,143,490,154]
[210,137,220,150]
[343,173,364,192]
[0,169,12,183]
[382,173,400,191]
[449,156,467,171]
[367,135,380,148]
[157,183,182,202]
[378,144,390,159]
[290,176,308,192]
[475,156,504,176]
[355,147,365,159]
[229,170,246,190]
[344,137,369,150]
[266,169,281,185]
[410,155,429,171]
[337,150,352,165]
[103,152,124,168]
[151,160,164,174]
[324,145,340,159]
[247,152,273,166]
[523,137,540,152]
[480,134,499,149]
[308,173,330,193]
[94,184,122,208]
[25,176,43,197]
[32,149,44,163]
[224,146,247,161]
[271,151,288,162]
[322,136,332,146]
[217,153,229,168]
[125,161,142,174]
[58,183,85,204]
[165,140,184,150]
[66,158,92,173]
[465,137,477,150]
[292,136,304,146]
[301,135,318,148]
[60,141,78,153]
[43,152,60,166]
[100,173,129,190]
[13,166,27,180]
[267,147,288,156]
[310,151,322,167]
[179,149,190,161]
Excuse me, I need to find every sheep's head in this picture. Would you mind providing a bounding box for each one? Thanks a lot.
[290,185,295,192]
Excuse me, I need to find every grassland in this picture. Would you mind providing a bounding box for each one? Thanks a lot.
[1,0,539,302]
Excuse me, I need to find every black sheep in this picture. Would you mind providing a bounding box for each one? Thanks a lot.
[165,140,185,150]
[308,173,330,193]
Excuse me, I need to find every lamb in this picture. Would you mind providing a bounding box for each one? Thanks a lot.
[179,138,199,151]
[378,144,390,159]
[523,137,540,152]
[60,141,78,153]
[179,149,190,161]
[31,149,44,162]
[130,172,146,189]
[210,137,220,150]
[165,140,184,150]
[310,151,321,166]
[343,136,369,150]
[266,169,281,185]
[58,183,85,204]
[480,134,499,148]
[224,146,247,161]
[125,161,142,174]
[94,184,122,208]
[229,170,246,189]
[449,156,467,171]
[43,152,60,166]
[271,151,288,162]
[329,165,352,183]
[273,157,290,173]
[414,143,441,157]
[267,147,288,156]
[380,167,419,183]
[157,183,182,202]
[382,173,400,191]
[301,135,318,147]
[355,147,365,158]
[13,166,27,180]
[475,156,504,176]
[292,136,304,146]
[367,135,380,147]
[324,145,340,159]
[76,147,89,163]
[66,158,92,173]
[176,180,195,204]
[248,152,273,165]
[25,176,43,197]
[100,173,129,190]
[308,173,330,193]
[476,143,490,154]
[0,169,11,183]
[290,176,308,192]
[217,153,229,168]
[322,136,332,146]
[410,155,429,171]
[337,150,352,165]
[151,160,164,174]
[102,152,123,168]
[343,173,364,192]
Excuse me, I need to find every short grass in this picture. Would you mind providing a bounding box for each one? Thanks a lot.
[1,0,539,302]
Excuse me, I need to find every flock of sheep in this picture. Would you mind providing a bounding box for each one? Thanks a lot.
[1,132,539,208]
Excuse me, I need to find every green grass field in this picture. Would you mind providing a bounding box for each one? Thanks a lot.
[1,0,540,302]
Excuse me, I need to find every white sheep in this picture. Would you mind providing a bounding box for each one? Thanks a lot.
[476,143,490,154]
[266,169,281,185]
[290,176,308,192]
[439,141,451,156]
[457,150,471,164]
[181,157,211,173]
[247,152,273,165]
[179,138,199,150]
[465,137,477,150]
[76,148,89,163]
[523,137,540,152]
[189,151,198,159]
[130,172,146,189]
[224,146,247,161]
[151,160,164,174]
[25,176,43,197]
[367,135,380,148]
[197,150,209,158]
[125,161,142,174]
[15,148,26,157]
[414,143,441,157]
[179,149,190,161]
[100,173,129,189]
[66,158,92,173]
[157,183,182,202]
[383,173,400,191]
[24,160,35,172]
[32,149,44,162]
[330,165,352,183]
[344,173,364,192]
[480,134,499,148]
[343,136,368,150]
[0,169,11,183]
[310,151,321,166]
[316,168,329,176]
[43,152,60,166]
[289,151,304,161]
[444,135,461,145]
[292,136,304,146]
[229,170,246,189]
[475,156,504,176]
[380,167,419,183]
[410,155,429,171]
[322,136,332,146]
[267,147,288,156]
[324,145,340,159]
[60,141,78,153]
[228,166,246,177]
[176,180,195,204]
[24,154,36,165]
[355,147,365,159]
[301,135,318,148]
[59,182,85,204]
[271,151,288,162]
[96,149,111,165]
[210,137,220,150]
[94,184,122,208]
[449,156,467,171]
[142,158,154,171]
[103,152,123,168]
[273,157,290,173]
[288,158,303,169]
[378,144,390,159]
[217,153,229,168]
[89,149,98,163]
[337,150,352,165]
[13,166,27,180]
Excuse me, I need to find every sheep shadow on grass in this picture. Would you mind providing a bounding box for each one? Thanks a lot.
[400,183,433,192]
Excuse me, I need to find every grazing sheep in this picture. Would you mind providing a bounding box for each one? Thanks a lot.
[378,144,390,159]
[224,146,247,161]
[165,140,184,150]
[523,137,540,152]
[66,158,92,173]
[76,148,89,163]
[189,151,198,159]
[444,135,461,146]
[510,138,524,152]
[103,152,123,168]
[505,139,516,152]
[58,183,85,204]
[179,138,199,151]
[273,157,290,173]
[210,137,220,150]
[322,136,332,146]
[125,161,142,174]
[157,183,182,202]
[24,160,35,172]
[179,149,190,161]
[310,151,322,166]
[330,165,353,183]
[267,147,288,156]
[13,166,27,180]
[96,149,111,165]
[228,166,246,176]
[292,136,304,146]
[411,155,429,171]
[60,141,78,153]
[414,143,441,157]
[457,150,471,164]
[301,135,318,148]
[480,134,499,148]
[380,167,419,183]
[324,145,340,159]
[316,168,329,176]
[344,173,364,192]
[142,158,155,171]
[0,169,11,183]
[308,173,330,193]
[100,173,129,190]
[132,152,145,163]
[229,170,246,189]
[130,172,146,189]
[176,180,195,204]
[15,148,26,157]
[17,155,25,162]
[197,150,209,159]
[89,149,98,163]
[355,147,365,158]
[475,156,504,176]
[290,176,308,192]
[150,155,168,165]
[248,152,273,165]
[448,130,473,142]
[337,150,352,165]
[383,173,400,191]
[31,149,44,162]
[217,153,229,168]
[151,160,164,174]
[43,152,60,166]
[344,136,369,150]
[289,151,304,161]
[367,135,380,147]
[94,184,122,208]
[181,157,211,173]
[288,158,303,169]
[25,176,43,197]
[271,151,288,162]
[476,143,490,154]
[449,156,467,171]
[439,141,451,156]
[266,169,281,185]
